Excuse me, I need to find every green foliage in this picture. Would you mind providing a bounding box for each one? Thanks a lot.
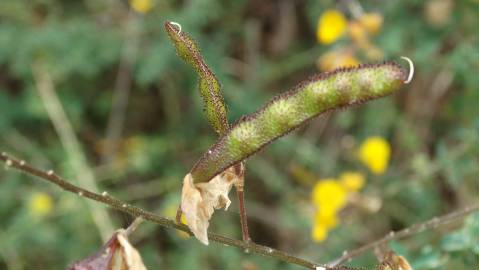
[0,0,478,269]
[409,214,479,270]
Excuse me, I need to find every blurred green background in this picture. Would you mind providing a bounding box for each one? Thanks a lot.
[1,0,479,269]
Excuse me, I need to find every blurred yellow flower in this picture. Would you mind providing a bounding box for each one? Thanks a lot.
[358,136,391,174]
[348,13,383,43]
[314,209,338,228]
[317,9,347,44]
[29,192,53,217]
[311,178,346,242]
[310,173,367,242]
[348,21,368,45]
[358,13,383,35]
[129,0,153,14]
[348,16,384,61]
[315,9,384,71]
[312,222,328,242]
[312,179,347,211]
[339,171,365,192]
[318,48,359,71]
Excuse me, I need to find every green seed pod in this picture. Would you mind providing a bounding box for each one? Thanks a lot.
[190,62,409,183]
[165,21,229,135]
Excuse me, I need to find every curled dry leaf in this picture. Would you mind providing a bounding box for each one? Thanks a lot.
[378,251,413,270]
[114,232,147,270]
[181,167,240,245]
[67,230,147,270]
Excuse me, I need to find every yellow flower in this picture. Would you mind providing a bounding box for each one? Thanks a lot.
[311,174,366,242]
[358,136,391,174]
[317,9,347,45]
[318,48,359,71]
[28,192,53,217]
[312,223,328,242]
[348,19,384,61]
[358,13,383,35]
[348,21,368,45]
[312,179,347,211]
[315,209,338,229]
[339,171,365,192]
[129,0,153,14]
[312,207,339,242]
[348,13,382,43]
[339,53,359,68]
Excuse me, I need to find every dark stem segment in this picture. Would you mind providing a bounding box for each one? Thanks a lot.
[329,203,479,267]
[236,189,250,243]
[0,152,323,269]
[233,162,250,242]
[175,205,183,224]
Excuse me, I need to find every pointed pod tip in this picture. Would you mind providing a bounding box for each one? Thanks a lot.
[164,21,182,34]
[400,56,414,84]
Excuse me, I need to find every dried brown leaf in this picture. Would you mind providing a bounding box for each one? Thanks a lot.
[378,251,413,270]
[113,232,147,270]
[67,230,147,270]
[181,167,239,244]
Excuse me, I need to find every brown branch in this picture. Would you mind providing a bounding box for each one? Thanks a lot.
[0,152,325,270]
[4,151,477,269]
[329,203,479,267]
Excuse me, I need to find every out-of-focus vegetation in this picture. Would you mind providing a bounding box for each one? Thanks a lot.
[1,0,478,269]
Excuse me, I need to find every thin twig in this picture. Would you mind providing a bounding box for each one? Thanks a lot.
[329,203,479,267]
[237,189,251,242]
[233,162,251,242]
[3,153,478,270]
[32,63,115,240]
[125,217,144,236]
[0,153,325,270]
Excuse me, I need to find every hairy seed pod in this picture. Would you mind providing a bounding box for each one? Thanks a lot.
[165,21,229,135]
[190,62,408,183]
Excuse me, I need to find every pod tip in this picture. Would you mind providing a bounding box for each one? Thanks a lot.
[400,56,414,84]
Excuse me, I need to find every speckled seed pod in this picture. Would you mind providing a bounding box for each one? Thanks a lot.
[190,62,408,183]
[165,21,229,135]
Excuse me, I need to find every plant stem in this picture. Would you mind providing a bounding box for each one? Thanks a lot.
[234,162,251,242]
[329,203,479,267]
[0,152,324,270]
[236,190,251,242]
[3,152,478,269]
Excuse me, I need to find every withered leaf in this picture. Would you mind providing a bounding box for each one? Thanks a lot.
[181,167,240,244]
[67,230,146,270]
